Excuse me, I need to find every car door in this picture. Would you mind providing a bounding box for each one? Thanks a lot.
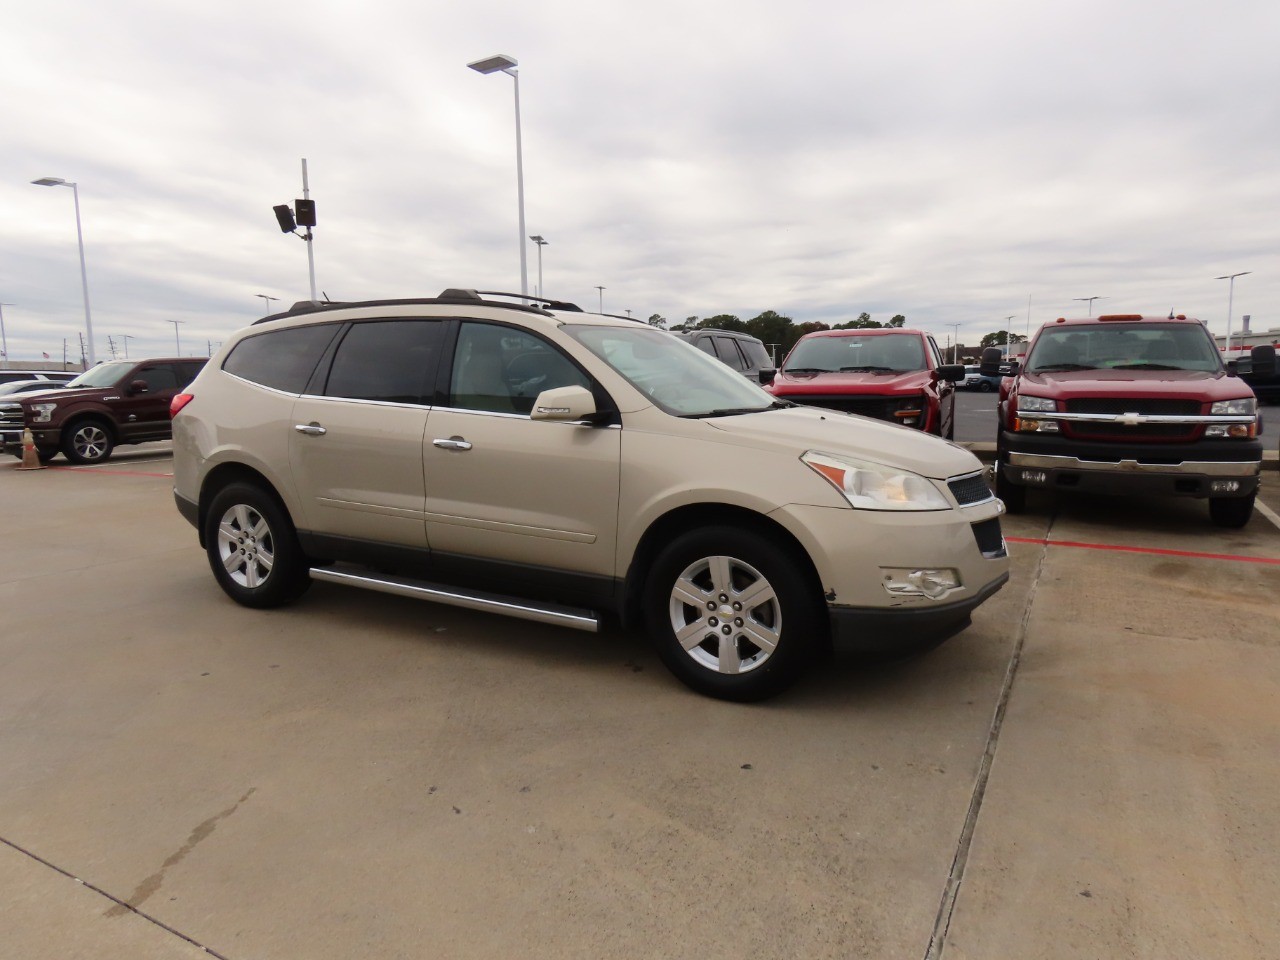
[422,319,621,585]
[114,362,181,441]
[927,336,955,435]
[288,319,444,548]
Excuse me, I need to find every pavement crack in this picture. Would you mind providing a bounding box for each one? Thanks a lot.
[105,787,256,918]
[923,514,1055,960]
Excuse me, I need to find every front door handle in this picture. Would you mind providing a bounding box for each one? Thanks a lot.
[294,422,327,436]
[433,436,473,452]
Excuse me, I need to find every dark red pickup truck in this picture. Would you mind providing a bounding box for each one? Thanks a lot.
[1,357,207,464]
[983,314,1274,528]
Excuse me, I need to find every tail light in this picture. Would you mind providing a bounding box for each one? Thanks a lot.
[170,393,194,417]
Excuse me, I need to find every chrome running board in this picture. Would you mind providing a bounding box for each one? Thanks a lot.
[309,563,599,633]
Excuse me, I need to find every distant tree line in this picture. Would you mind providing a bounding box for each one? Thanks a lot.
[645,310,907,357]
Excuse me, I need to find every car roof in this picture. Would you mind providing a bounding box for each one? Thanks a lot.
[1043,314,1202,328]
[800,328,927,339]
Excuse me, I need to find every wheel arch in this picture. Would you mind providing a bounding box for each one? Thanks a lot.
[197,462,291,548]
[620,503,826,633]
[62,411,118,441]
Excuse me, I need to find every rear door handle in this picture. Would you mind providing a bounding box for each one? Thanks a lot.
[294,422,327,436]
[433,437,472,451]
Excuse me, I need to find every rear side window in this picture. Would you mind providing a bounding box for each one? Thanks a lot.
[223,325,340,394]
[324,320,444,404]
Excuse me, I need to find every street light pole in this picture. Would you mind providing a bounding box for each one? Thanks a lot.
[949,323,961,363]
[529,235,548,298]
[1215,271,1251,353]
[468,54,529,297]
[31,177,96,364]
[122,334,134,359]
[256,294,280,315]
[1073,296,1106,316]
[168,319,184,355]
[1004,315,1016,358]
[0,302,12,367]
[595,286,605,313]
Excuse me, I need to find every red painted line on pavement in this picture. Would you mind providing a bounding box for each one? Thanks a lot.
[1005,535,1280,566]
[50,466,173,479]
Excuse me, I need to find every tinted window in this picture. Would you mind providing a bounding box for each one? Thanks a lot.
[176,360,206,388]
[325,320,444,404]
[740,339,773,369]
[449,322,590,415]
[693,338,718,356]
[223,325,340,393]
[134,365,179,392]
[712,337,746,369]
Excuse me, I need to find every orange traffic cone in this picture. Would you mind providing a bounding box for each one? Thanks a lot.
[16,428,45,471]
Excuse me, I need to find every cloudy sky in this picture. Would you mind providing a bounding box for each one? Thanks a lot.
[2,0,1277,365]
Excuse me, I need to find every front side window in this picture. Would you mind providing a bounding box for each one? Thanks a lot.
[449,322,591,414]
[134,365,179,392]
[324,320,444,404]
[223,324,340,394]
[566,325,776,417]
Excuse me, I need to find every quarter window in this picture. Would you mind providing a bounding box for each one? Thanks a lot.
[223,324,340,394]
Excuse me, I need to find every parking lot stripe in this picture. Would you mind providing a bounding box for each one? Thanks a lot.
[1005,536,1280,566]
[1255,498,1280,533]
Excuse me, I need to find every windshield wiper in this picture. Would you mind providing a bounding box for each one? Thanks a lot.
[1111,363,1183,371]
[839,365,895,373]
[682,401,790,419]
[1031,363,1096,372]
[781,367,833,375]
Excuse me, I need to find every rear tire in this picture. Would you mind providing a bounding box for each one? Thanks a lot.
[643,526,822,702]
[204,482,311,608]
[1209,493,1255,529]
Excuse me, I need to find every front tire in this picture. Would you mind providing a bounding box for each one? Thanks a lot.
[1209,492,1255,529]
[643,526,821,702]
[204,482,311,608]
[61,419,114,464]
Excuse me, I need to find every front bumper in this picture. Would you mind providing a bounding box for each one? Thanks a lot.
[999,432,1261,499]
[829,572,1009,653]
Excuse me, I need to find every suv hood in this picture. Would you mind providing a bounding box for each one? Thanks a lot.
[1021,368,1251,401]
[703,405,978,480]
[770,369,932,395]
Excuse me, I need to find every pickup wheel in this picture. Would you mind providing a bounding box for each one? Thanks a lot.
[61,418,115,464]
[205,482,311,608]
[643,526,820,702]
[1209,492,1255,529]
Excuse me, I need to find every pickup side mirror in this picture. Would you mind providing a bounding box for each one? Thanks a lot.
[935,363,965,383]
[758,367,776,385]
[1250,344,1276,379]
[978,347,1004,377]
[128,379,150,395]
[530,385,599,423]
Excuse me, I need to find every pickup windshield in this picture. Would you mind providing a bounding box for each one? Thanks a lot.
[1026,323,1222,374]
[63,360,134,388]
[783,333,924,374]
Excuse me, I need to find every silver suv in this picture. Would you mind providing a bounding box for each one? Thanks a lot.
[172,290,1008,701]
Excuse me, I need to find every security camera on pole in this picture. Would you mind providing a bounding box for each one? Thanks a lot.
[272,159,320,304]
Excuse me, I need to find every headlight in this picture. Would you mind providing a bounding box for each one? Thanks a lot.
[1017,395,1056,413]
[802,451,950,511]
[30,402,57,423]
[1210,398,1256,416]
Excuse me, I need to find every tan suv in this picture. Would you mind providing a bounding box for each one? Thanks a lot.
[172,290,1008,700]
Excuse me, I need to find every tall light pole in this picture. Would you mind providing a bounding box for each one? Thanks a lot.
[168,319,184,355]
[468,54,528,297]
[1073,296,1106,316]
[256,293,280,315]
[31,177,96,364]
[0,302,12,367]
[122,334,134,359]
[595,286,605,313]
[529,235,548,298]
[949,323,961,362]
[1004,315,1016,358]
[1215,271,1251,353]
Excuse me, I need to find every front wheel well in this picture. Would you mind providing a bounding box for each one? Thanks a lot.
[197,463,288,548]
[621,503,827,635]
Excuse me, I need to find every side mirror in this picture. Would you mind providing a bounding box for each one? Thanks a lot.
[1250,344,1276,379]
[128,379,150,395]
[979,347,1004,377]
[759,367,776,385]
[935,363,965,383]
[530,385,598,423]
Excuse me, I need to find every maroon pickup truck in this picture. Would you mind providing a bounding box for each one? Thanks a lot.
[1,357,207,464]
[983,314,1273,527]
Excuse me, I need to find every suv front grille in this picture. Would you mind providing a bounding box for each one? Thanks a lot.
[948,472,993,506]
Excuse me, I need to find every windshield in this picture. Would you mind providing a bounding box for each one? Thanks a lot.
[783,333,924,373]
[64,360,135,388]
[1026,323,1222,374]
[565,325,779,417]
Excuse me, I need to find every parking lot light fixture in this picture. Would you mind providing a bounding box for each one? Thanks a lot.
[31,177,96,365]
[256,293,280,315]
[468,53,528,298]
[529,235,548,298]
[1073,296,1106,316]
[1215,271,1251,353]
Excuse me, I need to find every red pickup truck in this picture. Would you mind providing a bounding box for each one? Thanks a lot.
[983,314,1273,528]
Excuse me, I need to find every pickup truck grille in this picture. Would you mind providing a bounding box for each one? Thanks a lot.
[1065,398,1201,416]
[1062,398,1202,442]
[0,402,24,429]
[786,395,924,427]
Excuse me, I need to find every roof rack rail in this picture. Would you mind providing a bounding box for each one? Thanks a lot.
[468,290,583,313]
[251,289,579,325]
